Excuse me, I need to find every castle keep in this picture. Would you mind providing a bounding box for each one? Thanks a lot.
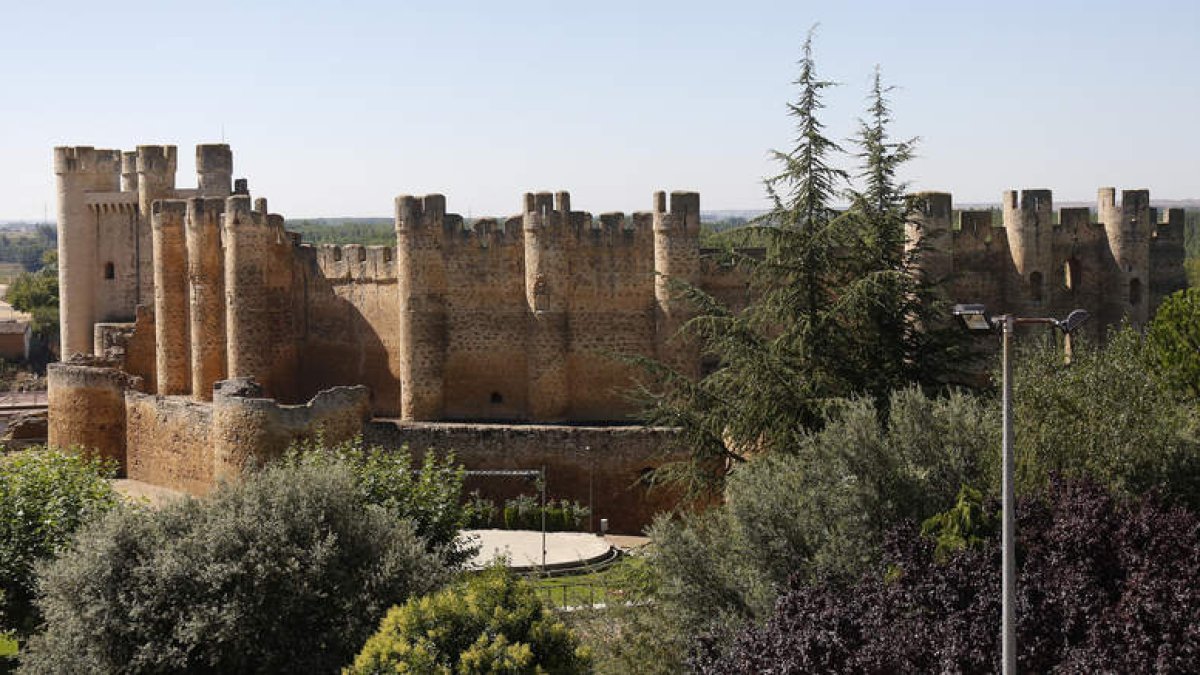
[47,143,1187,531]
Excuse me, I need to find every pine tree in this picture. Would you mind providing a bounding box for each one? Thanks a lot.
[635,33,962,495]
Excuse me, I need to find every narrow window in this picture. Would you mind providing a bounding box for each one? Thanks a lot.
[358,248,367,262]
[103,262,115,280]
[1063,259,1080,291]
[490,391,503,405]
[332,247,342,262]
[1129,278,1142,305]
[1030,271,1044,303]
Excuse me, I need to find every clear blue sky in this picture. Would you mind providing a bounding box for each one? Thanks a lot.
[1,0,1196,220]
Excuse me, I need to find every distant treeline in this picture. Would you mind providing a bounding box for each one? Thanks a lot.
[0,224,56,271]
[285,219,394,246]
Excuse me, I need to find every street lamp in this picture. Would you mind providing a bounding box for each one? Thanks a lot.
[952,303,1090,675]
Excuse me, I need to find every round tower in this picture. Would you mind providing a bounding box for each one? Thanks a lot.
[186,197,227,401]
[196,144,232,197]
[653,190,700,377]
[152,200,191,395]
[54,146,121,356]
[120,151,138,193]
[1099,188,1152,324]
[523,191,570,421]
[1003,189,1054,310]
[395,195,448,420]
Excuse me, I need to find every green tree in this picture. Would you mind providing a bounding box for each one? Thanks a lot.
[348,565,592,675]
[284,439,477,568]
[636,35,961,495]
[1147,287,1200,398]
[19,458,446,674]
[0,449,118,636]
[1013,327,1200,509]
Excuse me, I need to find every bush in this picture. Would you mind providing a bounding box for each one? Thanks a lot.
[1013,327,1200,509]
[646,387,997,649]
[348,565,592,674]
[0,448,117,635]
[18,458,446,674]
[694,478,1200,673]
[286,439,476,568]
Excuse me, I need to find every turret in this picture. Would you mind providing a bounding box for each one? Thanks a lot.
[653,190,700,377]
[222,195,297,399]
[1003,189,1054,310]
[523,191,570,420]
[54,146,121,356]
[120,151,138,192]
[151,199,191,395]
[395,194,449,420]
[196,144,233,197]
[136,145,177,217]
[1098,188,1152,324]
[908,192,954,284]
[186,197,227,401]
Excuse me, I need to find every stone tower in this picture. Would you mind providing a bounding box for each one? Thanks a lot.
[54,147,121,356]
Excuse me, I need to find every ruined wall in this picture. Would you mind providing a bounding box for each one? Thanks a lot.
[125,392,214,494]
[123,379,369,494]
[47,360,139,471]
[211,379,370,484]
[363,420,685,534]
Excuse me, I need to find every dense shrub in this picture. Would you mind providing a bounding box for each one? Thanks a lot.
[646,387,997,644]
[0,448,117,634]
[18,459,446,674]
[1013,327,1200,509]
[1148,287,1200,398]
[694,478,1200,674]
[348,565,592,674]
[287,439,476,567]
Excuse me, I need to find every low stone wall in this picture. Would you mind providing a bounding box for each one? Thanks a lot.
[364,420,682,535]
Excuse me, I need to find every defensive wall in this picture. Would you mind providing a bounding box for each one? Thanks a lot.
[47,143,1188,533]
[910,189,1186,338]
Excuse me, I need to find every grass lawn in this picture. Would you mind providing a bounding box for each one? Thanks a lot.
[527,559,639,609]
[0,633,17,657]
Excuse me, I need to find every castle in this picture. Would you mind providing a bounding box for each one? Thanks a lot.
[46,143,1187,532]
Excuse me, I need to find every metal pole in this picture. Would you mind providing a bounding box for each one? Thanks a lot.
[540,465,547,572]
[1001,315,1016,675]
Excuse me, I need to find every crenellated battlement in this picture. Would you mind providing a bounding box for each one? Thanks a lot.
[54,146,122,176]
[911,187,1187,332]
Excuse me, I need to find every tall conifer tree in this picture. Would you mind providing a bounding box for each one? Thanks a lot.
[635,33,961,495]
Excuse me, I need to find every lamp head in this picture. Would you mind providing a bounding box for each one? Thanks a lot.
[952,304,994,332]
[1059,309,1091,335]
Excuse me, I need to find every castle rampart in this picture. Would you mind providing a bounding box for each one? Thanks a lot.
[48,142,1188,533]
[910,188,1185,337]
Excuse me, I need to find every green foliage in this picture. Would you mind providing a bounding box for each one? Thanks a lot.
[285,439,476,568]
[348,565,592,675]
[920,484,995,560]
[286,218,396,246]
[644,387,997,657]
[0,448,117,635]
[1148,287,1200,398]
[19,458,446,674]
[0,227,54,274]
[633,33,965,496]
[1013,327,1200,509]
[484,495,590,531]
[5,253,59,356]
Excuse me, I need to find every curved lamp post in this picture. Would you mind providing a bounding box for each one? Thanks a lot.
[952,304,1090,675]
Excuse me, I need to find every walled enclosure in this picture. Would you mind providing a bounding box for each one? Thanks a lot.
[49,143,1187,533]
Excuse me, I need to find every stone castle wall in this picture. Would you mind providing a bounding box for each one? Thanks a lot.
[48,142,1190,535]
[910,189,1186,338]
[363,420,688,534]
